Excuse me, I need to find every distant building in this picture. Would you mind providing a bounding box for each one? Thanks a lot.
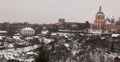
[40,24,52,29]
[9,23,32,35]
[57,19,90,30]
[51,18,90,31]
[90,6,120,31]
[0,31,7,36]
[116,18,120,25]
[21,27,35,36]
[58,19,65,24]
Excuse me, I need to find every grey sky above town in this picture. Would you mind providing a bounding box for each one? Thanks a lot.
[0,0,119,24]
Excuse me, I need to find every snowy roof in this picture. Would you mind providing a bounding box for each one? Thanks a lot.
[64,43,70,47]
[0,31,7,33]
[41,30,49,34]
[105,21,111,24]
[25,37,34,40]
[26,52,34,55]
[14,33,21,36]
[51,33,58,36]
[25,58,34,62]
[22,27,35,31]
[43,38,53,44]
[8,44,14,48]
[0,37,3,40]
[32,36,39,38]
[12,36,21,40]
[112,34,120,37]
[33,45,39,49]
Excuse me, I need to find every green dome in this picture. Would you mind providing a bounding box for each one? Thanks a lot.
[96,11,104,15]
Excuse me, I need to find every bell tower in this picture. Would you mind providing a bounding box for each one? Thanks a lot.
[95,6,105,29]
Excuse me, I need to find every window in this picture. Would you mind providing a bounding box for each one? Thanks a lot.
[98,16,100,19]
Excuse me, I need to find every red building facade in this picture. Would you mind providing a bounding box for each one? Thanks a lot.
[90,6,120,30]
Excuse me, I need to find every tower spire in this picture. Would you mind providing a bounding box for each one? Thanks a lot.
[99,6,102,11]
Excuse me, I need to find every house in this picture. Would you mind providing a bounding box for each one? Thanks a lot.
[0,31,7,36]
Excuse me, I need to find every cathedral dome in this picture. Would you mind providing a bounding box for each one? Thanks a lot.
[96,11,104,15]
[96,6,104,15]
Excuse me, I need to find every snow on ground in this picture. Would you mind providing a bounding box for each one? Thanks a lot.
[43,38,53,44]
[0,45,39,61]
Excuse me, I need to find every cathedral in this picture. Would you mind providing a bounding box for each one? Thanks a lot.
[90,6,120,30]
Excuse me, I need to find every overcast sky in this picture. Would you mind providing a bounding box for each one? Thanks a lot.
[0,0,119,24]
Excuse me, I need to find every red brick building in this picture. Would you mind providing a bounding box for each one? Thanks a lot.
[90,6,120,30]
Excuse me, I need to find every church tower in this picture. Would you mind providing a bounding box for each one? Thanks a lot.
[91,6,120,30]
[95,6,105,29]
